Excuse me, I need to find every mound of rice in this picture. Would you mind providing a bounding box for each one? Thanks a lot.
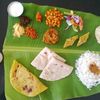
[75,51,100,89]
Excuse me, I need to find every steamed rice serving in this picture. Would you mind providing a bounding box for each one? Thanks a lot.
[75,51,100,89]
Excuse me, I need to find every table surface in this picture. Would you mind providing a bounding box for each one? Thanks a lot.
[0,0,100,100]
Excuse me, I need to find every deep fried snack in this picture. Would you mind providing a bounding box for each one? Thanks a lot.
[77,32,89,47]
[63,35,78,48]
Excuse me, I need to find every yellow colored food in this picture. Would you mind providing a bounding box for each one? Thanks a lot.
[10,60,48,97]
[13,23,25,37]
[77,32,89,47]
[63,35,78,48]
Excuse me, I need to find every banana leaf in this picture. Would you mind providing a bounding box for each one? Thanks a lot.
[3,3,100,100]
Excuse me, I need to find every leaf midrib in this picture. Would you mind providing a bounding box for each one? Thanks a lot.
[3,46,100,54]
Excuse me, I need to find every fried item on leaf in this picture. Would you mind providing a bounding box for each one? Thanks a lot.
[10,60,47,97]
[77,32,89,47]
[63,35,78,48]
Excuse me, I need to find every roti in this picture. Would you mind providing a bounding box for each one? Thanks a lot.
[40,57,73,81]
[31,47,66,70]
[10,60,48,97]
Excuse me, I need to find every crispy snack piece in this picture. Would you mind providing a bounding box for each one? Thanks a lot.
[77,32,89,47]
[63,35,78,48]
[43,28,59,44]
[10,60,47,97]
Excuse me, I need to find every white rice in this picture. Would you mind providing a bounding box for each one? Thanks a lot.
[75,51,100,89]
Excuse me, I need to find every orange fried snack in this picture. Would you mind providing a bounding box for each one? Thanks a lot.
[63,35,78,48]
[77,32,89,47]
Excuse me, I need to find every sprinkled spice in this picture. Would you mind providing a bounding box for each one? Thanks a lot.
[25,26,38,39]
[36,12,42,22]
[19,16,31,26]
[63,35,78,48]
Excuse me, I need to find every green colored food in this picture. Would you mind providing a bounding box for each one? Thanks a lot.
[3,3,100,100]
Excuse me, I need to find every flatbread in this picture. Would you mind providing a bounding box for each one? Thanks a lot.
[10,60,47,97]
[40,57,73,81]
[31,47,66,70]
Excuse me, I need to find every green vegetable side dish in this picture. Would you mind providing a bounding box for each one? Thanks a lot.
[3,3,100,100]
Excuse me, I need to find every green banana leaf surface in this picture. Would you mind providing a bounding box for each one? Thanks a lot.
[3,3,100,100]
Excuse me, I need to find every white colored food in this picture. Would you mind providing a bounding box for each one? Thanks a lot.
[75,51,100,89]
[31,54,48,70]
[0,52,3,63]
[31,47,66,70]
[95,26,100,44]
[40,47,66,62]
[40,57,73,81]
[7,1,24,17]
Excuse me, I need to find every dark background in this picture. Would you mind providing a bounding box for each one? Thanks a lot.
[0,0,100,100]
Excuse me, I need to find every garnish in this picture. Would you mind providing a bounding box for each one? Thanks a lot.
[64,10,83,32]
[45,8,64,27]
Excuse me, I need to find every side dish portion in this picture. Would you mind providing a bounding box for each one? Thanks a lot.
[10,60,47,97]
